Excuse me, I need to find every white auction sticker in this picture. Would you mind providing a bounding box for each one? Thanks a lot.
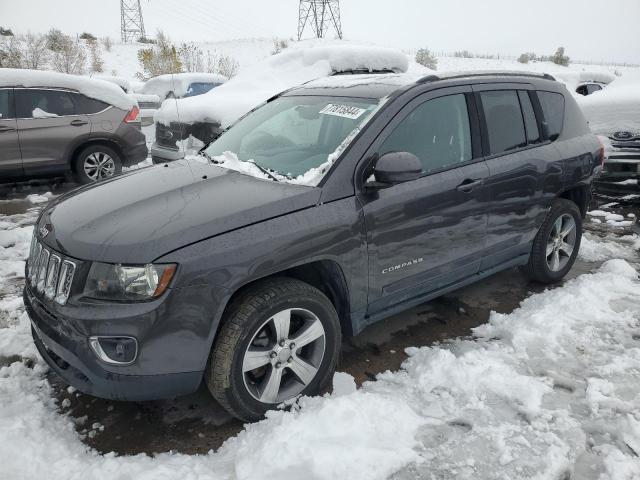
[319,104,367,120]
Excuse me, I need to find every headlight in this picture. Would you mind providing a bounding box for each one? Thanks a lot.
[84,262,177,301]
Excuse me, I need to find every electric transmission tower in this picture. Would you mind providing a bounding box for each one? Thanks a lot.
[120,0,146,43]
[297,0,343,40]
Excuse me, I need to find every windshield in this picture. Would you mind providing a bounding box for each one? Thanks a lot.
[185,82,221,98]
[203,95,379,182]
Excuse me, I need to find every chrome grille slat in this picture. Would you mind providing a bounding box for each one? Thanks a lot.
[27,234,76,305]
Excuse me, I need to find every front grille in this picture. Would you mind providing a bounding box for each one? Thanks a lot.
[27,235,76,305]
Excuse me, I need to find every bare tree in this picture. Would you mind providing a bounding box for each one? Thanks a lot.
[87,39,104,73]
[178,42,204,72]
[0,35,23,68]
[51,35,86,74]
[101,36,112,52]
[22,33,49,69]
[217,54,239,78]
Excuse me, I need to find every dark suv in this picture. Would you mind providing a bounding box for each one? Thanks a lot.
[25,72,601,421]
[0,72,147,183]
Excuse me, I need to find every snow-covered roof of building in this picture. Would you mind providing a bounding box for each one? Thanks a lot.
[140,72,228,99]
[155,41,411,128]
[0,68,136,111]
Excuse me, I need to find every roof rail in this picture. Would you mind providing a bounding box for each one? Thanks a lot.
[417,71,556,84]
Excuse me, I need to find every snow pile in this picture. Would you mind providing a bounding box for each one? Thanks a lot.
[140,72,228,100]
[579,233,640,262]
[155,41,410,128]
[578,78,640,134]
[0,68,135,111]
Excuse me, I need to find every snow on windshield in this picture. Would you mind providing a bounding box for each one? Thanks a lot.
[199,94,387,186]
[154,40,411,128]
[0,68,135,111]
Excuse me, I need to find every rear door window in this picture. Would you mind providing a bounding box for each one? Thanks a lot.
[479,90,527,155]
[16,89,78,118]
[0,89,14,119]
[379,93,472,174]
[537,91,565,141]
[518,91,540,144]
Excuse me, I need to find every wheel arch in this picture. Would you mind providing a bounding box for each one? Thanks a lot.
[558,183,590,217]
[217,259,353,339]
[69,139,124,173]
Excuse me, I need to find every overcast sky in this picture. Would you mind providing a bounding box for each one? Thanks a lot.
[2,0,639,63]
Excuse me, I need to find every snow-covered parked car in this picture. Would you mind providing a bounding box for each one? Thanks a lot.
[94,75,161,127]
[0,69,147,183]
[150,42,410,163]
[551,70,615,97]
[578,75,640,199]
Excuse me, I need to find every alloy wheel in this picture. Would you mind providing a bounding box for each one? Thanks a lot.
[242,308,326,404]
[546,213,577,272]
[83,152,116,181]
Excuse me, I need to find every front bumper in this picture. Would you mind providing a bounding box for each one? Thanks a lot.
[150,142,184,164]
[24,282,212,401]
[594,154,640,200]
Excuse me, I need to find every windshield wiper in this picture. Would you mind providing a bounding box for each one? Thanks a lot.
[199,150,219,164]
[250,161,281,182]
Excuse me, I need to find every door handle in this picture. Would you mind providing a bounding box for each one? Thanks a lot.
[70,119,88,126]
[0,125,16,133]
[456,178,483,192]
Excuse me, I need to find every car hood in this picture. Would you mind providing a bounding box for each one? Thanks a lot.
[38,160,321,263]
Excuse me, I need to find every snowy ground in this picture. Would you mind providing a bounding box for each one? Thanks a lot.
[0,188,639,479]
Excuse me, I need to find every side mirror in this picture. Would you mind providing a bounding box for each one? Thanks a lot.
[367,152,422,188]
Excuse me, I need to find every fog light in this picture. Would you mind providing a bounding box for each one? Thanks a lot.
[89,336,138,365]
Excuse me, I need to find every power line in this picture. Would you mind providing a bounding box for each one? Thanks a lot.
[120,0,146,42]
[298,0,342,40]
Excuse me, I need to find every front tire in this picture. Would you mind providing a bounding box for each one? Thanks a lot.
[206,278,341,421]
[522,198,582,284]
[73,145,122,184]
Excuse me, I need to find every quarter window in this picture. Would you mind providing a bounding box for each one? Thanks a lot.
[518,91,540,144]
[537,91,565,141]
[379,94,472,174]
[0,89,13,119]
[75,94,109,114]
[16,89,77,118]
[480,90,526,155]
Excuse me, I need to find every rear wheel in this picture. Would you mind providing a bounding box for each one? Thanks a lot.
[206,278,341,421]
[522,198,582,284]
[73,145,122,184]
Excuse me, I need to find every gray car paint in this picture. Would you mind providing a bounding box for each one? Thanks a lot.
[0,87,147,181]
[25,73,601,401]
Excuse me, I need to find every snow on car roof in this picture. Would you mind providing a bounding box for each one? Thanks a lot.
[578,76,640,134]
[93,75,131,93]
[155,41,411,128]
[288,72,425,99]
[0,68,136,111]
[140,72,228,99]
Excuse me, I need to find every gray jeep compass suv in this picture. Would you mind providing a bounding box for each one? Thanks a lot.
[0,71,148,183]
[25,71,602,421]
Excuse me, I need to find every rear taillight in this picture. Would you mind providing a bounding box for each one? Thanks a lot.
[124,105,140,123]
[598,139,605,169]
